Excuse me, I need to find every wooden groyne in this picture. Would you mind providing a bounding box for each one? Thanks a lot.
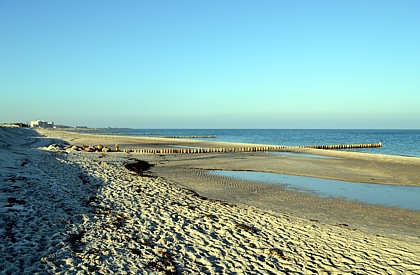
[303,142,382,150]
[124,147,272,154]
[121,142,382,154]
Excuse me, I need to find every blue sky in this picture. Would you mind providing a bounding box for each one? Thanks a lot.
[1,1,419,129]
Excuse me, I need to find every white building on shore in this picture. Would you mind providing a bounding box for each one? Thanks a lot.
[30,120,54,128]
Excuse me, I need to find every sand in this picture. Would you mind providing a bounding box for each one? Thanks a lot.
[1,127,419,274]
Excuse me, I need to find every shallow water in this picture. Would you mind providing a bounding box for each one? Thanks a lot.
[209,170,420,211]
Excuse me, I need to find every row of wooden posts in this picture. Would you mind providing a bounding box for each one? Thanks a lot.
[119,142,382,154]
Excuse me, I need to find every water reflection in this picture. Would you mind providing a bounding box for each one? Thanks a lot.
[208,170,420,211]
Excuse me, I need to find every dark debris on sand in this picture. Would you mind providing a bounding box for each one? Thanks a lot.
[124,160,155,177]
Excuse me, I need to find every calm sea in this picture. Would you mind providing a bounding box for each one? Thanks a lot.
[77,129,420,158]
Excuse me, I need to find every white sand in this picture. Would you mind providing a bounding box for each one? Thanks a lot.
[1,127,419,274]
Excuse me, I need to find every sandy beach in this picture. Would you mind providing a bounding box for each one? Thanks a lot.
[1,127,419,274]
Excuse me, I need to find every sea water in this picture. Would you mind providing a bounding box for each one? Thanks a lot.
[77,129,420,157]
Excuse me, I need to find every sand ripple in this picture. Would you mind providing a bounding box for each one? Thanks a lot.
[39,153,420,273]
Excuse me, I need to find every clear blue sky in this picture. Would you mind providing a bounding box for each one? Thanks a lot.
[1,1,419,129]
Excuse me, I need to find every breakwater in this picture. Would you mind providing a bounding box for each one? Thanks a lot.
[121,142,382,154]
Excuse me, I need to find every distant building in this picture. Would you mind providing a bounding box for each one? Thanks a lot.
[30,120,54,128]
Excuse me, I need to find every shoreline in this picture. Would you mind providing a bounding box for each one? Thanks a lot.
[50,127,420,159]
[37,128,420,186]
[35,128,420,236]
[38,129,420,233]
[2,127,419,273]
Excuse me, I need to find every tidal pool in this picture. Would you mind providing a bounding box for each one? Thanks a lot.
[208,170,420,211]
